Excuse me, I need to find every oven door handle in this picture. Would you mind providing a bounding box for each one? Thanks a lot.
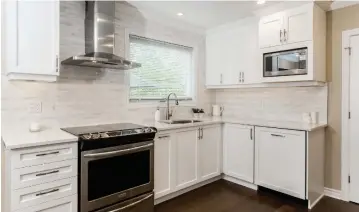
[108,193,153,212]
[83,143,153,158]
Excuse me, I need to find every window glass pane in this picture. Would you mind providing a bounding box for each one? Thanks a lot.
[129,35,193,101]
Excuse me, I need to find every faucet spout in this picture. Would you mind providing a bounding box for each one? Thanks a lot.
[166,93,179,120]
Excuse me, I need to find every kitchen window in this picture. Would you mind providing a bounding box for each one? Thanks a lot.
[129,35,194,102]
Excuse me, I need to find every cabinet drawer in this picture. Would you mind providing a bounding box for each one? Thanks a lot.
[11,142,77,169]
[12,159,78,189]
[11,177,77,211]
[16,194,77,212]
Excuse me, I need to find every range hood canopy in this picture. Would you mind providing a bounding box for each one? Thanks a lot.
[61,1,141,70]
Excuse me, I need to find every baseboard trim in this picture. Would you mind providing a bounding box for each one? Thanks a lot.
[309,193,324,209]
[324,187,342,200]
[154,175,222,205]
[223,175,258,190]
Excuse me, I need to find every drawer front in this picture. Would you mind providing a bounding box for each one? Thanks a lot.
[11,142,77,169]
[16,194,77,212]
[11,177,77,211]
[12,159,78,189]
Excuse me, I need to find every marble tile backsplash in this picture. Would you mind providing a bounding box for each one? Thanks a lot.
[214,86,328,123]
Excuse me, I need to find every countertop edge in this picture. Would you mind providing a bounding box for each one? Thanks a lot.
[4,137,78,150]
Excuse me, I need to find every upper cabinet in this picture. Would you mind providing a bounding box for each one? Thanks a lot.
[259,4,316,48]
[2,1,59,82]
[206,19,260,87]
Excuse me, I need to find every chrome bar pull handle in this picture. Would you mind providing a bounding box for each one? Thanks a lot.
[280,30,283,42]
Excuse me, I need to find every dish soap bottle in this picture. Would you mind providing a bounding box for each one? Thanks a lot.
[155,107,161,121]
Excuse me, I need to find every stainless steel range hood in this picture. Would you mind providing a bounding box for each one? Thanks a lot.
[61,1,140,70]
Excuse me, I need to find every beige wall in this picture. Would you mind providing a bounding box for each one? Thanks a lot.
[325,4,359,190]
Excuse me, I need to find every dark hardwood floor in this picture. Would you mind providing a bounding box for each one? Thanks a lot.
[155,180,359,212]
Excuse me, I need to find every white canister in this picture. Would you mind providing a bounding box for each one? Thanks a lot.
[302,112,311,124]
[212,105,224,116]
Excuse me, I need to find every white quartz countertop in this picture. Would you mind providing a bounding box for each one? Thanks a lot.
[2,125,78,150]
[2,117,327,150]
[142,117,327,132]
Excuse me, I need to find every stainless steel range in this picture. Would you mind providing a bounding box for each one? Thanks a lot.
[61,123,157,212]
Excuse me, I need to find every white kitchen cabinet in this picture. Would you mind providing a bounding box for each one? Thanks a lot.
[259,3,324,48]
[174,128,199,191]
[2,0,59,82]
[223,124,254,183]
[206,18,259,87]
[198,126,221,181]
[255,127,306,199]
[16,195,77,212]
[258,13,284,48]
[284,6,312,44]
[154,134,172,199]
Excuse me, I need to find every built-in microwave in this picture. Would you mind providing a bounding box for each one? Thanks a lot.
[263,47,308,77]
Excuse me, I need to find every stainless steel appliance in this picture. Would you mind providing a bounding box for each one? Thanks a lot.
[61,1,141,70]
[61,123,157,212]
[263,47,308,77]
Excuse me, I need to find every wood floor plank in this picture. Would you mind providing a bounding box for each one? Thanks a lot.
[155,180,359,212]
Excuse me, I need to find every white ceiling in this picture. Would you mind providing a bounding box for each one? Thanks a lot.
[127,1,308,30]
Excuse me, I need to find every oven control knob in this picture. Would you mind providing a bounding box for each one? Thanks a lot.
[144,128,152,133]
[92,133,100,139]
[82,134,92,140]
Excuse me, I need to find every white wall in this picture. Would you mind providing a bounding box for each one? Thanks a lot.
[1,1,213,129]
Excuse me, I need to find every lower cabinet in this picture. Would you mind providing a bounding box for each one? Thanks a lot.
[255,127,306,199]
[154,134,172,199]
[199,126,221,181]
[16,195,77,212]
[174,128,199,190]
[223,124,254,183]
[154,125,222,199]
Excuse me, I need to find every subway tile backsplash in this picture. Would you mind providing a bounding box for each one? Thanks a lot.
[215,86,327,123]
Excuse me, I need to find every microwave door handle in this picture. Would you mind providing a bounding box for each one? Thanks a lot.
[108,193,154,212]
[84,143,153,158]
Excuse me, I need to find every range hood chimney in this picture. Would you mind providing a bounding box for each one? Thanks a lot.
[61,1,141,70]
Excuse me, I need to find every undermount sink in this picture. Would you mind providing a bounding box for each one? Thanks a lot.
[160,119,203,124]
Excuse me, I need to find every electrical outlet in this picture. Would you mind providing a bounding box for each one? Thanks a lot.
[28,101,42,114]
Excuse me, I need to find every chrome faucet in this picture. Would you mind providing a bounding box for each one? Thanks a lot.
[166,93,179,120]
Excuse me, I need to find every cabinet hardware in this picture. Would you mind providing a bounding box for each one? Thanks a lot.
[344,47,352,55]
[239,72,241,83]
[283,29,287,42]
[250,129,253,140]
[271,134,285,138]
[36,151,60,157]
[349,175,351,183]
[56,55,59,72]
[280,30,283,42]
[220,74,223,84]
[35,170,60,177]
[242,72,244,83]
[35,188,59,196]
[158,135,169,139]
[201,128,204,139]
[198,128,201,140]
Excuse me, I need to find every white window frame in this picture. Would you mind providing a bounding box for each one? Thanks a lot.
[124,28,198,108]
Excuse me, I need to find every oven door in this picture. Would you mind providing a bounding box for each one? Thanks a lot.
[263,47,308,77]
[95,192,154,212]
[80,140,154,212]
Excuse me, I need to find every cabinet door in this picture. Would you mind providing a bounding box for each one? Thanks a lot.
[154,134,172,199]
[284,6,312,44]
[3,1,59,77]
[206,34,223,86]
[174,129,198,190]
[255,127,306,199]
[198,126,221,181]
[223,124,254,183]
[259,13,284,48]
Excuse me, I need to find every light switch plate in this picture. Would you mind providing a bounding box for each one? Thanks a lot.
[28,101,42,113]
